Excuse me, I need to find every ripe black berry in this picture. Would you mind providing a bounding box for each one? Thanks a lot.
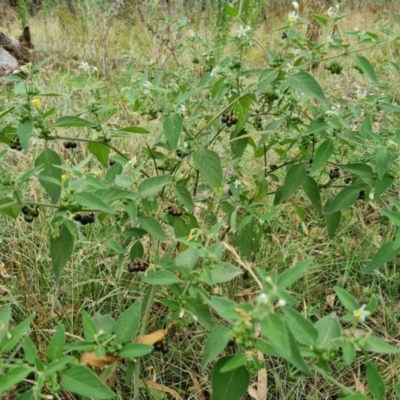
[176,150,184,158]
[128,263,139,273]
[329,168,340,180]
[161,345,169,354]
[64,142,72,149]
[22,206,30,215]
[73,213,82,221]
[24,215,34,223]
[270,164,277,171]
[282,31,288,39]
[80,216,91,225]
[109,159,116,166]
[168,205,182,217]
[358,190,365,201]
[154,342,163,351]
[227,339,236,347]
[344,177,351,184]
[31,207,39,218]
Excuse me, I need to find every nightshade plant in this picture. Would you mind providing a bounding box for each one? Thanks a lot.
[1,3,400,399]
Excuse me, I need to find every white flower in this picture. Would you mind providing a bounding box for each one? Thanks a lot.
[327,35,334,43]
[258,219,264,225]
[356,87,367,100]
[126,156,137,168]
[236,25,251,38]
[283,62,293,73]
[287,11,299,24]
[210,66,220,77]
[234,180,241,189]
[178,104,187,115]
[188,29,195,38]
[257,293,269,305]
[179,310,185,318]
[277,299,286,307]
[327,5,339,17]
[292,1,299,9]
[148,58,155,66]
[79,61,90,72]
[265,276,273,284]
[387,140,399,150]
[369,193,374,200]
[325,105,340,117]
[353,304,371,321]
[143,80,153,88]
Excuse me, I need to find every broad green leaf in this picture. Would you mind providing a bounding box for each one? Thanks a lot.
[105,240,125,255]
[339,163,374,181]
[17,119,33,151]
[382,208,400,227]
[334,287,359,312]
[314,313,341,347]
[282,307,318,346]
[201,326,232,370]
[210,296,239,320]
[0,305,11,342]
[50,223,74,283]
[211,356,249,400]
[278,163,306,204]
[325,187,360,215]
[340,395,370,400]
[353,55,378,84]
[117,126,149,134]
[23,336,38,365]
[364,335,400,354]
[175,247,199,271]
[74,191,115,214]
[325,209,341,238]
[54,116,97,128]
[211,262,242,284]
[0,316,33,353]
[61,365,116,399]
[115,301,141,344]
[302,175,322,215]
[374,174,394,199]
[366,361,385,400]
[277,259,312,289]
[139,216,166,241]
[375,148,391,180]
[341,340,356,365]
[82,310,98,340]
[187,300,216,330]
[225,5,239,16]
[256,69,279,96]
[362,242,400,273]
[92,314,115,336]
[46,324,65,361]
[219,353,247,372]
[45,356,75,377]
[174,185,195,212]
[310,139,334,176]
[138,175,171,197]
[163,113,183,150]
[0,365,33,394]
[118,343,153,358]
[34,147,62,203]
[287,71,326,102]
[87,142,109,167]
[142,270,181,285]
[234,94,253,134]
[193,148,223,196]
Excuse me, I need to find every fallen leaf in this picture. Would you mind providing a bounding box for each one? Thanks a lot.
[0,261,10,280]
[136,324,173,345]
[141,380,183,400]
[80,352,121,368]
[187,371,207,400]
[326,293,336,309]
[256,350,267,400]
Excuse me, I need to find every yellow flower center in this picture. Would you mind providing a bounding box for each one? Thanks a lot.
[354,310,363,318]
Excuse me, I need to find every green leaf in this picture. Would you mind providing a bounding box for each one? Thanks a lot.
[138,175,171,197]
[0,305,11,342]
[74,191,115,214]
[282,307,318,346]
[17,119,33,151]
[256,69,279,96]
[0,365,33,394]
[115,301,141,344]
[34,147,62,203]
[117,126,149,134]
[278,163,306,204]
[339,163,374,181]
[61,365,116,399]
[325,209,341,238]
[82,310,98,340]
[211,262,242,284]
[353,55,378,84]
[175,247,199,271]
[334,287,359,312]
[374,174,393,199]
[0,316,33,353]
[277,259,312,289]
[142,270,181,285]
[201,326,232,370]
[92,314,115,335]
[50,223,74,283]
[118,343,153,358]
[219,353,247,372]
[382,209,400,227]
[340,395,370,400]
[210,296,238,320]
[302,175,322,215]
[325,187,360,215]
[375,148,391,180]
[341,340,356,365]
[287,71,326,102]
[365,335,400,354]
[87,142,110,167]
[46,324,65,361]
[193,148,224,196]
[212,356,249,400]
[105,240,125,255]
[366,361,385,400]
[54,116,97,128]
[314,313,341,347]
[23,336,38,365]
[45,356,75,377]
[310,139,334,176]
[163,113,183,150]
[225,4,238,16]
[139,216,165,241]
[187,300,216,330]
[362,242,400,273]
[174,185,195,212]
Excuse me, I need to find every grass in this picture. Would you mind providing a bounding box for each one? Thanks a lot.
[2,0,400,399]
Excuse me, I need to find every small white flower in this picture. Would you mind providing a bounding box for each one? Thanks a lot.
[327,5,339,18]
[179,310,185,318]
[148,58,155,66]
[236,25,251,38]
[287,11,299,24]
[98,330,104,335]
[179,104,187,115]
[234,180,241,189]
[325,105,340,117]
[283,62,293,73]
[265,276,273,284]
[257,293,269,305]
[292,1,299,10]
[79,61,90,72]
[387,140,399,150]
[258,219,264,225]
[210,66,220,77]
[192,314,198,322]
[188,29,195,38]
[143,80,153,88]
[353,304,371,322]
[6,331,12,339]
[277,299,286,307]
[327,35,334,43]
[126,156,137,168]
[356,87,367,100]
[369,193,374,200]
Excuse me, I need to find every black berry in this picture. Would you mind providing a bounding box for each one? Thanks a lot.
[73,213,82,221]
[109,159,116,166]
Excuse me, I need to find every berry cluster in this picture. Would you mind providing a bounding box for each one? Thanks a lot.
[73,213,95,225]
[128,258,149,273]
[64,142,77,149]
[329,168,340,180]
[221,112,238,127]
[167,205,182,217]
[344,177,352,184]
[326,61,343,75]
[154,340,169,355]
[21,205,39,223]
[269,163,278,171]
[10,137,22,151]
